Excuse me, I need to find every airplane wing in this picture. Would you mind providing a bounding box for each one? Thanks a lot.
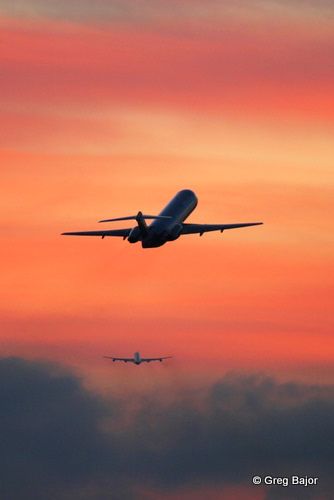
[141,356,173,362]
[104,356,135,363]
[181,222,263,235]
[62,228,132,238]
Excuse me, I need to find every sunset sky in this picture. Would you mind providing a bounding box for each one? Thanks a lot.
[1,1,334,498]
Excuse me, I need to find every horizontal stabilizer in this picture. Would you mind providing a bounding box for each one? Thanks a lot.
[99,212,172,223]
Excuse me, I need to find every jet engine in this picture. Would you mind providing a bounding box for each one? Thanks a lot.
[127,226,141,243]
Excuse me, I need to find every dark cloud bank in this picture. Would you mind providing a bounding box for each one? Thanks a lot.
[0,357,333,499]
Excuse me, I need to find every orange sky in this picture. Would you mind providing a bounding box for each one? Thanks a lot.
[1,2,334,394]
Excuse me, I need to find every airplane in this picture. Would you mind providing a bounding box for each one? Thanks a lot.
[104,352,172,365]
[62,189,262,248]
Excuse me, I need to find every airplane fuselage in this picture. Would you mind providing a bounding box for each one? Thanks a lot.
[129,189,198,248]
[134,351,141,365]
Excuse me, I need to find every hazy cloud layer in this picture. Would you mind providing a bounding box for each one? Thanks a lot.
[0,357,333,499]
[1,0,334,25]
[2,15,333,126]
[0,357,126,499]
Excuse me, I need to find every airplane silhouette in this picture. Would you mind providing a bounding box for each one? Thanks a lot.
[104,352,172,365]
[62,189,262,248]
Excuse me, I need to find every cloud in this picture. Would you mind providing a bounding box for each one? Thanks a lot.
[124,374,334,496]
[0,357,333,499]
[1,0,334,25]
[0,357,128,500]
[1,13,334,121]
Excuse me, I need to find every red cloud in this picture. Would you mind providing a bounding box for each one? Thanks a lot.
[1,16,334,119]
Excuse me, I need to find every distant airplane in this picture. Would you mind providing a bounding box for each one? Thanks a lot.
[104,352,172,365]
[62,189,262,248]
